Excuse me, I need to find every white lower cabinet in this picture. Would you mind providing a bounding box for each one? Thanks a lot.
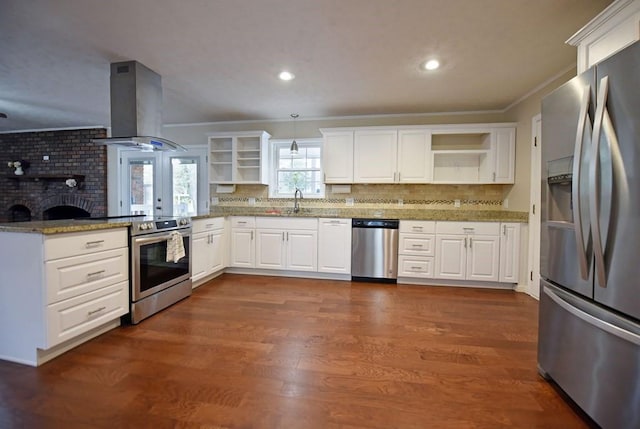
[499,222,521,283]
[434,222,500,282]
[192,217,226,285]
[215,218,521,287]
[398,220,436,278]
[318,218,352,274]
[0,228,129,366]
[230,217,256,268]
[255,217,318,272]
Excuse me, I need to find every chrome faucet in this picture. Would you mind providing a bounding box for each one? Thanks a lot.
[293,188,303,213]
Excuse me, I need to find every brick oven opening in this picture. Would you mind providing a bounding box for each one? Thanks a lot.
[8,204,32,222]
[43,206,91,220]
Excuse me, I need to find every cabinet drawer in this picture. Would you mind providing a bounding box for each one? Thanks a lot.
[44,229,128,260]
[256,216,318,230]
[45,248,129,304]
[46,281,129,348]
[399,234,435,256]
[231,217,255,228]
[193,217,225,234]
[398,255,434,278]
[319,218,350,226]
[400,221,436,234]
[435,221,499,235]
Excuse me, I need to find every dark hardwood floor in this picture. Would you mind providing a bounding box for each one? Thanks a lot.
[0,274,590,428]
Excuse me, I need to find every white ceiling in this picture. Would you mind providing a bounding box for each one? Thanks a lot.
[0,0,612,132]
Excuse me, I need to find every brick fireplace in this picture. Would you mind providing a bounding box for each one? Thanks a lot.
[1,128,108,222]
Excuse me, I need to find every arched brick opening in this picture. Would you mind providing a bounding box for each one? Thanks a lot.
[7,204,32,222]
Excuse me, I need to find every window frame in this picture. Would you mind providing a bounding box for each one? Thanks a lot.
[269,138,325,199]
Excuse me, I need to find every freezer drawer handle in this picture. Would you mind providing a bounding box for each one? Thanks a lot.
[544,287,640,345]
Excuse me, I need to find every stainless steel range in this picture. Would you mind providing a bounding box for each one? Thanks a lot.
[128,216,192,324]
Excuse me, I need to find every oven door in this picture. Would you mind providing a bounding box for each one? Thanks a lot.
[131,228,192,301]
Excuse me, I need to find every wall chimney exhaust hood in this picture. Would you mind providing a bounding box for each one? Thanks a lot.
[92,61,185,151]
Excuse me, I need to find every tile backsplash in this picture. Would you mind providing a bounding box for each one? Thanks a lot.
[211,183,509,211]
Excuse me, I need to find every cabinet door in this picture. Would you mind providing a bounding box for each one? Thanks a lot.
[435,235,466,280]
[210,231,225,274]
[398,130,431,183]
[230,229,255,268]
[353,130,398,183]
[318,219,352,274]
[499,223,521,283]
[322,131,354,183]
[255,229,286,270]
[467,235,500,282]
[493,128,515,183]
[191,232,210,283]
[286,230,318,272]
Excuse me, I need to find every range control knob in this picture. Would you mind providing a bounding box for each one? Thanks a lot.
[180,218,188,225]
[138,223,147,230]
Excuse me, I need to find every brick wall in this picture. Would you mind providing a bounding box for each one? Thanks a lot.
[0,128,108,221]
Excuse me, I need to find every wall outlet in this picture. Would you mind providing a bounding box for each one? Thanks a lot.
[346,198,354,207]
[210,197,219,206]
[248,197,256,206]
[397,199,403,206]
[503,198,509,208]
[43,155,50,161]
[454,199,461,208]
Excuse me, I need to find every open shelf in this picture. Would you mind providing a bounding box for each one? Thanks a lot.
[208,131,270,185]
[6,174,85,189]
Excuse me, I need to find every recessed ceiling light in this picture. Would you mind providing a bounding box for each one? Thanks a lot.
[279,71,295,81]
[423,59,440,71]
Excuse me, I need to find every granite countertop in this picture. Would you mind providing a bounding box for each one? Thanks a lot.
[0,206,528,235]
[0,219,133,234]
[195,207,528,222]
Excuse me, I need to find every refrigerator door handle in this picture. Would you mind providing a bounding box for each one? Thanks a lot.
[591,76,614,288]
[543,286,640,346]
[572,85,591,280]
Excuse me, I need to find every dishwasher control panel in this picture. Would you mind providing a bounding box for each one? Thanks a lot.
[352,219,399,229]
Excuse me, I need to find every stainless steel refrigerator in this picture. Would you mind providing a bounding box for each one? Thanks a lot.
[539,40,640,429]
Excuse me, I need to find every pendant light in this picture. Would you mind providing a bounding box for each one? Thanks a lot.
[290,113,299,155]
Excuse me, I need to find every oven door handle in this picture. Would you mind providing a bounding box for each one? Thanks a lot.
[133,230,189,245]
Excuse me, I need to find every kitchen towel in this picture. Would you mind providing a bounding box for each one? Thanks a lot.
[166,231,185,263]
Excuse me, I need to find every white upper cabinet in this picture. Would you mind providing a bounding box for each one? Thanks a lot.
[493,127,516,184]
[321,124,514,185]
[353,129,398,183]
[397,129,432,183]
[208,131,270,184]
[568,0,640,72]
[321,130,354,183]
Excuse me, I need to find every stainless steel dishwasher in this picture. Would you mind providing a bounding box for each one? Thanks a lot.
[351,219,399,283]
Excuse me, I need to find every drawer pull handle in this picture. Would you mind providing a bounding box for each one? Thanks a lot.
[85,240,105,247]
[205,224,214,228]
[411,244,424,247]
[237,221,247,224]
[329,220,341,224]
[87,270,106,278]
[412,226,423,230]
[87,306,106,316]
[411,266,423,270]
